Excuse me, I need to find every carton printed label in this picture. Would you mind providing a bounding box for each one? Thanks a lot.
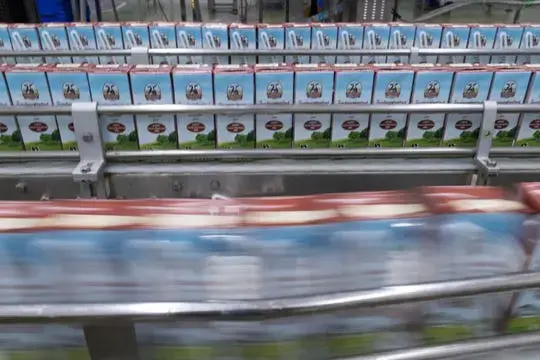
[405,114,444,148]
[337,25,364,64]
[230,27,256,64]
[258,27,285,64]
[466,27,497,64]
[18,116,61,151]
[149,25,178,65]
[368,114,406,148]
[94,25,125,64]
[256,114,292,149]
[518,27,540,64]
[66,25,99,64]
[491,114,518,147]
[8,27,42,63]
[55,116,77,150]
[38,27,71,64]
[492,27,524,64]
[388,25,416,64]
[294,71,334,105]
[515,114,540,147]
[173,71,213,105]
[331,114,369,148]
[178,116,215,149]
[411,71,453,104]
[293,114,331,148]
[442,114,481,147]
[439,27,470,64]
[310,26,338,64]
[489,71,531,104]
[373,71,414,105]
[214,72,254,106]
[362,25,390,64]
[285,27,311,64]
[202,25,229,65]
[414,26,442,64]
[101,115,138,150]
[216,115,254,149]
[88,73,132,105]
[122,25,150,49]
[176,24,203,64]
[0,117,23,151]
[450,72,493,103]
[5,71,53,107]
[0,27,14,64]
[256,72,294,104]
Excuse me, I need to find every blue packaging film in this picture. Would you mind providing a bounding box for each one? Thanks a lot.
[66,23,99,64]
[202,23,229,65]
[38,24,72,64]
[122,22,150,50]
[176,23,203,65]
[492,25,524,64]
[388,24,416,64]
[229,24,257,65]
[465,25,497,65]
[257,24,285,64]
[362,23,390,64]
[439,24,470,64]
[0,25,15,64]
[337,24,364,64]
[8,24,42,64]
[285,24,312,64]
[414,24,442,64]
[149,22,178,65]
[310,24,338,64]
[94,23,125,65]
[518,25,540,65]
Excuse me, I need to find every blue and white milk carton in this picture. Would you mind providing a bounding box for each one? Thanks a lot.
[8,24,42,64]
[176,23,203,65]
[406,65,454,148]
[293,64,334,148]
[487,64,531,147]
[257,24,285,64]
[492,25,524,64]
[439,24,470,64]
[4,64,61,151]
[0,24,14,64]
[388,23,416,64]
[337,23,364,64]
[87,64,138,150]
[94,22,125,65]
[255,64,294,149]
[332,64,374,148]
[311,23,338,64]
[442,65,494,147]
[362,23,390,64]
[229,23,256,65]
[173,64,215,150]
[515,65,540,147]
[518,25,540,65]
[66,23,99,64]
[420,186,528,344]
[0,67,23,151]
[202,23,229,65]
[149,22,178,65]
[122,22,150,51]
[466,25,497,64]
[46,64,93,151]
[214,65,255,149]
[130,65,177,150]
[38,23,71,64]
[369,64,414,148]
[414,24,442,64]
[284,23,311,64]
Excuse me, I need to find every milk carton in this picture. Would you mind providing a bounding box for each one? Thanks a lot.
[516,65,540,147]
[284,23,311,64]
[38,23,71,64]
[173,65,215,149]
[214,65,254,149]
[293,64,334,149]
[388,23,416,64]
[257,24,285,64]
[94,23,125,65]
[406,65,454,148]
[442,65,493,147]
[176,23,202,64]
[518,25,540,65]
[466,25,497,64]
[414,24,442,64]
[310,23,338,64]
[332,64,374,148]
[66,23,99,64]
[87,64,137,151]
[362,23,390,64]
[439,25,470,64]
[419,186,528,344]
[492,25,524,64]
[130,65,176,150]
[8,24,42,64]
[255,64,294,149]
[202,23,229,65]
[0,24,14,64]
[0,67,23,151]
[46,64,93,151]
[122,22,150,51]
[336,24,364,64]
[149,22,178,65]
[4,64,61,151]
[229,23,256,65]
[486,65,531,147]
[369,64,414,148]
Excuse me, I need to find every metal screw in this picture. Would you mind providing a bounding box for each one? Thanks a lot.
[486,159,498,167]
[172,181,183,192]
[81,162,93,174]
[15,182,27,193]
[210,180,220,191]
[484,131,492,137]
[82,133,94,142]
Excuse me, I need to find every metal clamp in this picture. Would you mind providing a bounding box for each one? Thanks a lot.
[409,46,420,64]
[71,102,107,197]
[129,47,150,65]
[475,100,499,185]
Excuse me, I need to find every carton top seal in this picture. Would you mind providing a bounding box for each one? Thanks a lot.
[8,24,38,29]
[229,23,255,29]
[257,23,284,29]
[335,23,365,27]
[442,24,470,28]
[486,64,531,72]
[173,64,212,73]
[214,64,254,73]
[254,63,293,72]
[517,183,540,212]
[131,64,173,73]
[362,22,391,27]
[202,22,229,28]
[293,63,334,72]
[0,202,51,233]
[176,22,203,28]
[39,23,68,28]
[68,22,95,28]
[5,64,52,72]
[149,21,176,26]
[414,23,443,28]
[95,22,122,27]
[372,64,414,73]
[311,23,338,28]
[468,24,498,28]
[121,22,150,27]
[333,63,373,72]
[419,186,531,214]
[47,63,88,73]
[85,64,133,73]
[283,23,311,28]
[495,24,524,28]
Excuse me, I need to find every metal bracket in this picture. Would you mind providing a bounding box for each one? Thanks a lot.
[409,46,420,64]
[474,100,499,185]
[71,102,106,195]
[129,47,150,65]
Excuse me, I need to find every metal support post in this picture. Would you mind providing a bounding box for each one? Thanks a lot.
[129,47,150,65]
[474,100,499,186]
[71,102,108,198]
[84,323,140,360]
[409,47,420,64]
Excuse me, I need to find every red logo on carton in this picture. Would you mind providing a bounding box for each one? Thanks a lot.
[455,120,472,130]
[265,120,283,131]
[107,122,126,134]
[29,122,48,133]
[417,120,435,130]
[494,119,509,130]
[379,119,397,130]
[0,123,7,133]
[68,123,75,132]
[186,122,206,133]
[530,120,540,130]
[147,123,166,134]
[227,122,245,133]
[342,120,360,131]
[304,120,322,131]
